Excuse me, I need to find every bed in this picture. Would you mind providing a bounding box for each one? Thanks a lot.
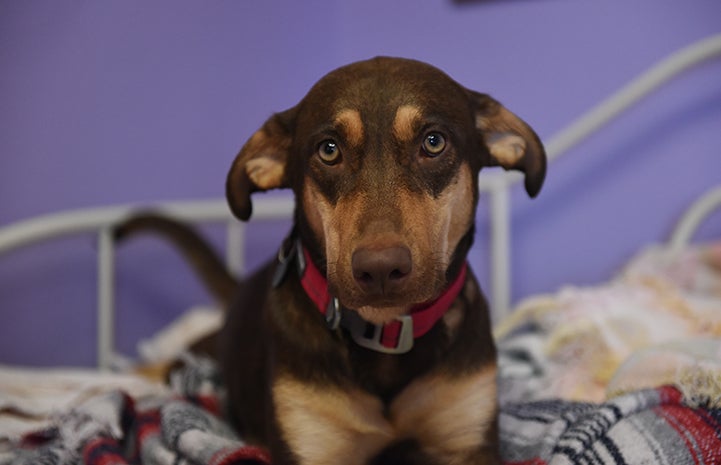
[1,35,721,464]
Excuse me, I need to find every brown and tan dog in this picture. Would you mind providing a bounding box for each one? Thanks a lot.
[118,57,546,465]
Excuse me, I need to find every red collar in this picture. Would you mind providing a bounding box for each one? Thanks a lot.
[296,245,468,354]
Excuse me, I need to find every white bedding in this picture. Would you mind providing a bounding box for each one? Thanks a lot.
[497,240,721,404]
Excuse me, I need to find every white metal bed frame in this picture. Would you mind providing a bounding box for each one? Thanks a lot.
[1,34,720,369]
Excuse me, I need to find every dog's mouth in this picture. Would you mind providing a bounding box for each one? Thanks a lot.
[331,276,446,326]
[353,304,411,326]
[328,245,444,325]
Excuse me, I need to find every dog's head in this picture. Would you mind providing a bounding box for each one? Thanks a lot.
[227,57,545,323]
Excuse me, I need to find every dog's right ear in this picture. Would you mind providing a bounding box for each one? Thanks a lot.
[226,106,298,221]
[468,91,546,198]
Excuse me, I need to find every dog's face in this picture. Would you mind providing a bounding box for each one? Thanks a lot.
[227,57,545,324]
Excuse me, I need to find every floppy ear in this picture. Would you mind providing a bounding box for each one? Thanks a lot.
[469,91,546,198]
[226,106,298,221]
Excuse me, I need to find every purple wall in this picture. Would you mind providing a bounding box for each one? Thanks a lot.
[1,0,720,366]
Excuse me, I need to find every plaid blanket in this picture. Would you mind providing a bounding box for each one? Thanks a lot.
[502,385,721,465]
[3,359,721,465]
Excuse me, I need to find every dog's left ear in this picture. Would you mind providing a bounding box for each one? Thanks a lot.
[226,106,298,221]
[469,91,546,198]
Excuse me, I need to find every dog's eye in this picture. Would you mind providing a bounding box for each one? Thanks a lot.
[422,132,446,157]
[318,140,341,165]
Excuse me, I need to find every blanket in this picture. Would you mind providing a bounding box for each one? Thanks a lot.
[3,242,721,464]
[496,241,721,404]
[2,357,721,465]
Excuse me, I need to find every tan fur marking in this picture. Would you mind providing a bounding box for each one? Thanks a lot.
[357,305,408,326]
[476,106,531,168]
[273,378,393,465]
[391,366,498,462]
[334,109,364,147]
[442,164,475,259]
[487,133,527,167]
[394,163,474,273]
[274,368,497,465]
[246,158,285,190]
[393,105,422,142]
[302,179,340,262]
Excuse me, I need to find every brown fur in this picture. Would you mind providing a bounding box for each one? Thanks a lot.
[118,57,546,464]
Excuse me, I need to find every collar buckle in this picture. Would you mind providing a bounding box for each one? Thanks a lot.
[344,312,414,355]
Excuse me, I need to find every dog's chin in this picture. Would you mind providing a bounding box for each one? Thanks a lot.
[332,276,443,325]
[336,285,441,325]
[354,305,410,325]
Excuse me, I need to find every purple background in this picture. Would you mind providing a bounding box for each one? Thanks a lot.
[1,1,720,367]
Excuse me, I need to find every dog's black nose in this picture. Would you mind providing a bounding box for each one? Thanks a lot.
[351,246,412,296]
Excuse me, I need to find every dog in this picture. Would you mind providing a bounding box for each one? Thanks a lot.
[117,56,546,465]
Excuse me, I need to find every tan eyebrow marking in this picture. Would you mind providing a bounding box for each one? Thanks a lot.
[334,109,364,147]
[393,105,423,142]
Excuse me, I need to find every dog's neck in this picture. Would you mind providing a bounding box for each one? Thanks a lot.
[272,238,468,354]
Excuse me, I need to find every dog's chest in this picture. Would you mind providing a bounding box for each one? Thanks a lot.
[272,366,497,465]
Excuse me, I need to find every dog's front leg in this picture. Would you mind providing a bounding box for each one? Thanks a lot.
[271,375,394,465]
